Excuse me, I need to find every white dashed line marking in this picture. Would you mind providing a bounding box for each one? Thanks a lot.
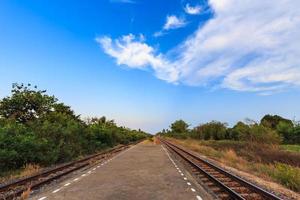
[52,188,61,193]
[64,182,71,186]
[161,144,202,200]
[81,174,86,177]
[38,197,47,200]
[73,178,79,181]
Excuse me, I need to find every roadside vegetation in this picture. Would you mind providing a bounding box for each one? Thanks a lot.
[157,117,300,193]
[0,83,148,180]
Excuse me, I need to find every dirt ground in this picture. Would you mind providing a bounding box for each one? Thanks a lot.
[30,141,210,200]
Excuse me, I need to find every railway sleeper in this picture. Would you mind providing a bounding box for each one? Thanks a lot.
[222,182,242,188]
[241,193,265,200]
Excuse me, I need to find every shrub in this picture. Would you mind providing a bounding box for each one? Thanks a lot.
[0,84,148,174]
[269,163,300,192]
[240,125,282,145]
[193,121,227,140]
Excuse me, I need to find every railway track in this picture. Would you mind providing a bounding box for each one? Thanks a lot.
[0,142,137,200]
[160,138,283,200]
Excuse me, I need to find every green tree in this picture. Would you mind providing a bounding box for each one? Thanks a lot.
[260,114,293,129]
[242,124,282,145]
[230,121,250,140]
[0,83,147,173]
[193,121,227,140]
[170,120,189,133]
[0,83,57,123]
[276,121,294,143]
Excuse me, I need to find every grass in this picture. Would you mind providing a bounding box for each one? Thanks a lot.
[0,164,41,184]
[281,144,300,153]
[20,187,31,200]
[168,138,300,193]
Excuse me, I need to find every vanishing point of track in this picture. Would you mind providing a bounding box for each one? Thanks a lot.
[160,138,283,200]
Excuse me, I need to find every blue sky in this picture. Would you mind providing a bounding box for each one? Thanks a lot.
[1,0,300,133]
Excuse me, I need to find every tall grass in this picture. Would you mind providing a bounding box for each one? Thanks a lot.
[170,137,300,192]
[281,144,300,153]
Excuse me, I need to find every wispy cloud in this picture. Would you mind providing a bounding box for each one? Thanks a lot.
[184,4,201,15]
[96,34,179,82]
[163,15,186,30]
[98,0,300,94]
[153,15,187,37]
[110,0,136,4]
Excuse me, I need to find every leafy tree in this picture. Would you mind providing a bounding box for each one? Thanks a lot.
[193,121,227,140]
[229,121,250,140]
[276,122,300,144]
[52,103,80,121]
[261,114,293,129]
[170,120,189,133]
[0,83,57,123]
[276,121,294,143]
[168,120,189,138]
[291,124,300,144]
[0,84,148,173]
[242,124,282,145]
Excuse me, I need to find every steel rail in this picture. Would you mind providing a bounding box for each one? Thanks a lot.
[0,141,140,200]
[160,138,282,200]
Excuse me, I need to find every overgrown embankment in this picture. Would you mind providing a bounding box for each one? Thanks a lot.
[169,138,300,195]
[157,118,300,194]
[0,83,149,181]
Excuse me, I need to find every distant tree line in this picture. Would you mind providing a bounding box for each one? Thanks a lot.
[157,115,300,145]
[0,83,148,173]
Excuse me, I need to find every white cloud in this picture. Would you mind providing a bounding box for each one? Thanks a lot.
[184,4,201,15]
[163,15,186,30]
[153,15,187,37]
[153,31,164,37]
[110,0,136,3]
[96,34,179,82]
[98,0,300,94]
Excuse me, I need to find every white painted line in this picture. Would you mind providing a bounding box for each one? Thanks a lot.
[187,182,191,185]
[196,195,203,200]
[184,177,187,180]
[52,188,61,193]
[38,197,47,200]
[73,178,79,181]
[88,171,92,173]
[101,163,104,166]
[179,170,182,173]
[64,182,71,186]
[93,168,96,170]
[191,188,196,192]
[81,174,86,177]
[181,173,184,176]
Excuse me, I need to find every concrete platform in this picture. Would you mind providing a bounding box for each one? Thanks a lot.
[31,142,205,200]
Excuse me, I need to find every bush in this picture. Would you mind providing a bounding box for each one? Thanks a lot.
[269,163,300,192]
[243,125,282,145]
[0,84,148,174]
[192,121,227,140]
